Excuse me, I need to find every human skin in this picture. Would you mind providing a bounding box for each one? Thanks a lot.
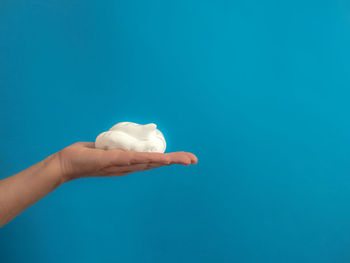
[0,142,198,227]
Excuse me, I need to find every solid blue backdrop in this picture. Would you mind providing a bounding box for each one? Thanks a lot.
[1,0,350,262]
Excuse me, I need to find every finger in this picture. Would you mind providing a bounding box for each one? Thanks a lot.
[165,152,192,166]
[144,163,166,170]
[103,149,132,166]
[113,163,166,177]
[120,163,166,173]
[129,151,170,165]
[103,150,192,166]
[119,163,150,173]
[181,152,198,164]
[102,164,148,174]
[105,163,166,175]
[100,150,169,167]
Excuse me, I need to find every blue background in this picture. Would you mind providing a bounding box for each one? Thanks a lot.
[1,0,350,262]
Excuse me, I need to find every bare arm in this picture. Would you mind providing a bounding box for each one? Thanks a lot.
[0,142,198,227]
[0,153,62,226]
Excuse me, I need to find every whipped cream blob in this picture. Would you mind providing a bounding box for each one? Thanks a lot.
[95,122,166,153]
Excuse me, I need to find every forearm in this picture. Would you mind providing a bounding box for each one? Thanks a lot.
[0,153,63,227]
[0,141,197,227]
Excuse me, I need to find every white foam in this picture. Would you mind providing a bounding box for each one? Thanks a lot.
[95,122,166,153]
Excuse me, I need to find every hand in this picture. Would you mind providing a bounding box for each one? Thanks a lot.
[0,142,198,226]
[57,142,198,182]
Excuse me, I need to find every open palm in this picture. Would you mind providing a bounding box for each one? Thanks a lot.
[57,142,198,182]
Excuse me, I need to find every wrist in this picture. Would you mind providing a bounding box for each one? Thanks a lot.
[43,152,67,186]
